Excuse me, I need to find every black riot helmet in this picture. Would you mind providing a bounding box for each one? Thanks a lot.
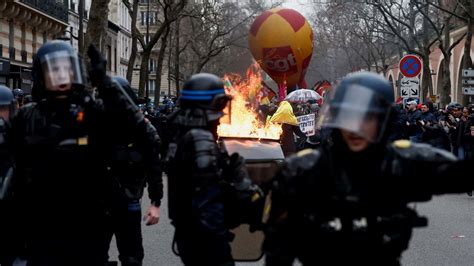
[446,102,463,112]
[0,85,16,121]
[13,88,24,99]
[318,72,394,143]
[178,73,232,122]
[13,88,24,107]
[112,76,139,105]
[32,40,84,101]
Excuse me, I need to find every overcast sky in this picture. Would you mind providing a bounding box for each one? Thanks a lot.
[280,0,314,17]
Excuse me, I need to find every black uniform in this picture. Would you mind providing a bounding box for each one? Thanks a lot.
[0,85,19,264]
[264,72,474,266]
[10,41,151,266]
[164,73,262,266]
[0,117,16,265]
[103,76,163,266]
[264,138,472,265]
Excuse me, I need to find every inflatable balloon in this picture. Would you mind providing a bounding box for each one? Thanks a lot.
[249,8,313,90]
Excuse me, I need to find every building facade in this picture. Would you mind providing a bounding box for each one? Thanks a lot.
[2,0,178,102]
[131,0,160,102]
[0,0,68,93]
[386,26,474,106]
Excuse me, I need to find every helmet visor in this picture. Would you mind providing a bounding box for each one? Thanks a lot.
[41,50,82,90]
[318,84,390,142]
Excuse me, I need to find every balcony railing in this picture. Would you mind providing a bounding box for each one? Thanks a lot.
[19,0,68,23]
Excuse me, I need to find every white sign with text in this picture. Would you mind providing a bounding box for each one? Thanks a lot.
[297,113,316,137]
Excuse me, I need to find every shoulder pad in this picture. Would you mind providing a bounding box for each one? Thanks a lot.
[281,149,321,177]
[184,129,217,153]
[390,140,457,162]
[18,102,38,119]
[183,129,218,169]
[20,102,37,112]
[184,129,215,142]
[22,102,36,109]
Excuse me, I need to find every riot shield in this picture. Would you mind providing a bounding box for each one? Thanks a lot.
[220,137,284,261]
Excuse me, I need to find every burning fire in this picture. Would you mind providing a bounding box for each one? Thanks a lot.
[217,64,282,140]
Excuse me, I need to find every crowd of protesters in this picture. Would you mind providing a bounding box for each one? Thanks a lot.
[254,91,474,161]
[391,99,474,160]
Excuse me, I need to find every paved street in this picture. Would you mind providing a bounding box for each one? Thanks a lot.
[402,194,474,266]
[109,178,474,266]
[108,176,182,265]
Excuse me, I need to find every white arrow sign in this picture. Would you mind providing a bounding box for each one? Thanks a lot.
[463,86,474,95]
[400,77,420,98]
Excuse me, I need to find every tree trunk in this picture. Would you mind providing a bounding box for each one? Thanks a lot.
[154,25,170,102]
[175,17,180,95]
[464,23,473,69]
[440,55,451,106]
[463,19,474,105]
[138,48,151,98]
[84,0,111,52]
[420,2,432,102]
[421,52,433,101]
[137,1,187,97]
[438,5,452,107]
[127,0,139,82]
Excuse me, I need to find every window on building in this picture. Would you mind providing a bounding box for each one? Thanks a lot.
[149,59,156,72]
[149,12,156,25]
[141,11,159,26]
[70,0,76,11]
[106,45,112,71]
[8,20,14,49]
[141,11,146,26]
[148,80,155,96]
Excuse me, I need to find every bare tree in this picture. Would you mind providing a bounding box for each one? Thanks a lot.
[368,0,470,105]
[424,0,474,105]
[174,0,274,83]
[85,0,111,53]
[154,25,170,100]
[368,0,438,100]
[309,2,398,84]
[411,1,465,105]
[122,0,144,83]
[123,0,187,97]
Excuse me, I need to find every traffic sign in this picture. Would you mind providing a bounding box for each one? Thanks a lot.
[462,79,474,85]
[462,69,474,77]
[461,68,474,95]
[463,86,474,95]
[400,77,420,98]
[399,55,422,78]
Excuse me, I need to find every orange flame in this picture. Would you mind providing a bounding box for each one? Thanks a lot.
[217,64,282,140]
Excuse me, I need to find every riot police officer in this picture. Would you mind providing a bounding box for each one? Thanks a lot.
[103,76,163,266]
[263,72,473,265]
[12,88,24,108]
[0,85,16,265]
[10,41,153,265]
[164,73,262,266]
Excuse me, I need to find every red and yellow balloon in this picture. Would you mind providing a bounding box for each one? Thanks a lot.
[249,8,313,89]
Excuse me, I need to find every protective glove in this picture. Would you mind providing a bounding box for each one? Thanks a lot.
[226,153,264,202]
[226,153,248,186]
[87,44,107,88]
